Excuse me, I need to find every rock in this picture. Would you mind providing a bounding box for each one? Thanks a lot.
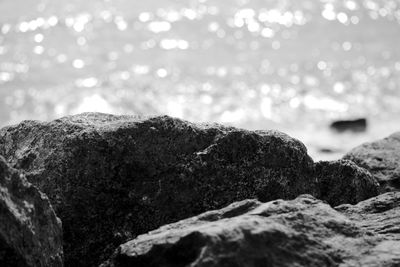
[343,132,400,192]
[0,113,379,266]
[335,192,400,266]
[103,193,400,267]
[314,160,379,207]
[330,118,367,133]
[318,147,335,154]
[0,156,63,267]
[336,192,400,237]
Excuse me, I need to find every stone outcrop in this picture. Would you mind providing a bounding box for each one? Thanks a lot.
[0,156,63,267]
[104,193,400,267]
[0,113,379,266]
[344,132,400,192]
[313,160,378,206]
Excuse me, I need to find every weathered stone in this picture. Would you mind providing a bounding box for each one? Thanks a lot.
[335,192,400,266]
[343,132,400,192]
[314,160,379,206]
[0,156,63,267]
[336,191,400,237]
[0,113,379,266]
[104,193,400,267]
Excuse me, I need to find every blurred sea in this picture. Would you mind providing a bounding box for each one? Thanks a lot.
[1,0,400,160]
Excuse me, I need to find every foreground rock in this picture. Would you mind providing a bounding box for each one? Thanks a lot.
[0,156,63,266]
[344,132,400,192]
[104,193,400,267]
[0,113,379,266]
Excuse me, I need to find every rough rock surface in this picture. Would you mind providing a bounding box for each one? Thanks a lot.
[104,193,400,267]
[313,160,379,207]
[0,113,379,266]
[0,156,63,267]
[344,132,400,192]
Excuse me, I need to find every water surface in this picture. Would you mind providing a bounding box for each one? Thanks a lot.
[1,0,400,159]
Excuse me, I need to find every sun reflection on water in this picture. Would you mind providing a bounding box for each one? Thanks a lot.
[1,0,400,159]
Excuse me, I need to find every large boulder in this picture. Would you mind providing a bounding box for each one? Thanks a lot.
[0,113,379,266]
[0,156,63,266]
[343,132,400,192]
[104,193,400,267]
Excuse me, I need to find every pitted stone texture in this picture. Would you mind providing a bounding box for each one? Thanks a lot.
[0,156,63,267]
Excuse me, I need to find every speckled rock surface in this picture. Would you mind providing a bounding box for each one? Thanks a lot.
[104,193,400,267]
[314,160,379,207]
[0,156,63,267]
[343,132,400,192]
[0,113,379,266]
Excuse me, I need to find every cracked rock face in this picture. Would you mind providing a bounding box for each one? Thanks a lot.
[343,132,400,192]
[104,193,400,267]
[0,113,379,266]
[0,156,63,267]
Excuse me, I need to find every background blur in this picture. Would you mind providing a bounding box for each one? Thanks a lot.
[1,0,400,160]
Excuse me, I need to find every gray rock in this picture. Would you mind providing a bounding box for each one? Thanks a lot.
[335,192,400,266]
[104,193,400,267]
[0,156,63,267]
[343,132,400,192]
[314,160,379,206]
[336,191,400,238]
[0,113,379,266]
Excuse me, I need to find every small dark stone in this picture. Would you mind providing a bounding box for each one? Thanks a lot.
[318,148,337,154]
[330,118,367,133]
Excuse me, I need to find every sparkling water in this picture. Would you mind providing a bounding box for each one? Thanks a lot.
[1,0,400,159]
